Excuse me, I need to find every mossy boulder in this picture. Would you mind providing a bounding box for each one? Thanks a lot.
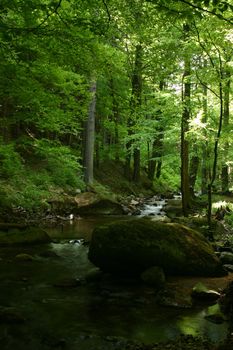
[0,225,51,245]
[75,192,124,215]
[88,219,225,277]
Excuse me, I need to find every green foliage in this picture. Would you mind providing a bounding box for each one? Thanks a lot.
[155,162,181,192]
[0,0,232,215]
[0,142,23,178]
[0,137,85,212]
[225,212,233,228]
[32,139,84,188]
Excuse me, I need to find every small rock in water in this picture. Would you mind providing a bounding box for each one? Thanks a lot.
[39,250,60,258]
[223,264,233,272]
[85,267,103,282]
[69,239,84,244]
[140,266,165,289]
[191,282,221,302]
[53,278,82,288]
[204,303,226,324]
[220,252,233,264]
[0,307,26,324]
[15,253,34,261]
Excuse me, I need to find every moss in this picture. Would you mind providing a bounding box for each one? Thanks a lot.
[89,219,225,277]
[0,226,51,246]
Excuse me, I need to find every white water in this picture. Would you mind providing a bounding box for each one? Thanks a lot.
[140,197,167,218]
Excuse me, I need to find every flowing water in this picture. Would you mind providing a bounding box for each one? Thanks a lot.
[139,197,167,218]
[0,201,229,349]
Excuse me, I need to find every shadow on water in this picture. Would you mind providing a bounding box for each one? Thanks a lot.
[0,215,230,349]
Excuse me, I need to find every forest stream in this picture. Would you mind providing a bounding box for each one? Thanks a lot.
[0,199,231,350]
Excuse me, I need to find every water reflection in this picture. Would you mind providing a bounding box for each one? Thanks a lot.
[0,221,229,347]
[47,216,132,240]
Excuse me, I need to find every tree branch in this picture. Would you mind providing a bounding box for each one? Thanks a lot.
[195,71,220,98]
[102,0,111,22]
[177,0,233,24]
[0,0,63,33]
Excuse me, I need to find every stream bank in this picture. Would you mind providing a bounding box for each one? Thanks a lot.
[1,194,233,349]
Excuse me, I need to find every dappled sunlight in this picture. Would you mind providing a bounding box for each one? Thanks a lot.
[189,111,207,130]
[212,200,233,210]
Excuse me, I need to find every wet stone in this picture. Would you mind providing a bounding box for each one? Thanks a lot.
[192,282,221,303]
[53,277,82,288]
[0,306,26,324]
[223,264,233,272]
[220,252,233,265]
[39,250,60,258]
[15,253,34,261]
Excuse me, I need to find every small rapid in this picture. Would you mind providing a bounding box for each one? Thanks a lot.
[139,196,167,218]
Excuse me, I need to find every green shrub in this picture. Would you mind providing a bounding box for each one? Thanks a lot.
[31,139,85,189]
[0,142,23,178]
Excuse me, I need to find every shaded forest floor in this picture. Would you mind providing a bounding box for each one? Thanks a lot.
[94,160,157,197]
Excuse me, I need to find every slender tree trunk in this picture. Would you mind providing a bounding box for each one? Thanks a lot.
[110,78,120,162]
[133,148,140,182]
[181,24,191,216]
[207,81,224,231]
[148,81,165,182]
[221,70,231,194]
[148,139,157,181]
[189,148,199,198]
[84,81,97,186]
[124,134,132,179]
[201,82,209,194]
[132,44,142,182]
[156,160,162,179]
[125,44,143,182]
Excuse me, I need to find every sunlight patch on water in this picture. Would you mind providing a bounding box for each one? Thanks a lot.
[177,309,228,343]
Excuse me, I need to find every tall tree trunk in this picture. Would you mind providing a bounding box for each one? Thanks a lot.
[148,139,157,181]
[84,81,97,186]
[181,24,191,216]
[221,69,231,194]
[148,81,165,182]
[148,135,163,181]
[124,130,132,179]
[110,78,120,162]
[201,82,209,194]
[156,160,162,179]
[133,148,140,182]
[189,147,199,198]
[125,44,143,182]
[207,81,224,231]
[132,44,143,182]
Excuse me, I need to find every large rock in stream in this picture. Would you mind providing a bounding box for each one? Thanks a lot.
[75,192,124,215]
[88,219,225,277]
[0,224,51,245]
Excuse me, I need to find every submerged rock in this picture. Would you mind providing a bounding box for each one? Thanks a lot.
[204,303,226,324]
[140,266,165,289]
[53,277,82,288]
[15,253,34,261]
[157,288,193,309]
[0,306,26,324]
[85,267,104,282]
[88,219,225,277]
